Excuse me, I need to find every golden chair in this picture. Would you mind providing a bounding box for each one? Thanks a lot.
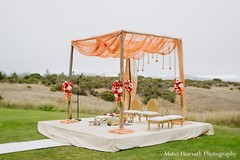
[124,98,143,122]
[138,99,159,122]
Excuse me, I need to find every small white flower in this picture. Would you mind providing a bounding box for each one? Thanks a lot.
[67,86,72,91]
[118,88,123,93]
[178,83,183,89]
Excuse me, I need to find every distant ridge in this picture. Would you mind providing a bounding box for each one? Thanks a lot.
[149,74,240,82]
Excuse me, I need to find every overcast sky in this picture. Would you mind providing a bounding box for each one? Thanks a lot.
[0,0,240,80]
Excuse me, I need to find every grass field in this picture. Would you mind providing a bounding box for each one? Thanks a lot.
[0,108,239,160]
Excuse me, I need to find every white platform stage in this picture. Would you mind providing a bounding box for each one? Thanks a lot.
[38,118,214,152]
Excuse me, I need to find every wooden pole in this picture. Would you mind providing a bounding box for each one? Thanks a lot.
[67,45,74,119]
[176,39,186,119]
[119,31,125,129]
[67,100,72,119]
[69,45,74,77]
[128,59,132,110]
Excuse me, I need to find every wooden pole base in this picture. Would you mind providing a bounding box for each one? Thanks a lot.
[174,120,192,125]
[60,119,79,124]
[108,128,134,134]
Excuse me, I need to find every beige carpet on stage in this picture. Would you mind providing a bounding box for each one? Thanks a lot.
[38,118,214,152]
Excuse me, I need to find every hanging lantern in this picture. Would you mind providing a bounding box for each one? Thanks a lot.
[169,54,172,70]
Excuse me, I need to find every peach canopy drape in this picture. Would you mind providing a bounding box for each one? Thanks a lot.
[72,30,178,60]
[70,30,186,119]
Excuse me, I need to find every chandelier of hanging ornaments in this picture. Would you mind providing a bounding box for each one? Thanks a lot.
[137,52,173,72]
[62,81,73,100]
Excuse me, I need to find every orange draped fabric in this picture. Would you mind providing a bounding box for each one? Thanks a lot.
[72,30,179,59]
[70,30,186,119]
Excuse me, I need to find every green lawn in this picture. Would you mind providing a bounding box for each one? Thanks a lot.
[0,108,239,160]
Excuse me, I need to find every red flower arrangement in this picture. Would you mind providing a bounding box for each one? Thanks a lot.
[62,81,73,100]
[124,80,133,93]
[174,79,184,95]
[112,80,123,104]
[112,80,133,105]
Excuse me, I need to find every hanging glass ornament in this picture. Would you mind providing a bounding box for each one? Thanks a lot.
[137,59,139,72]
[137,54,140,72]
[142,54,145,71]
[169,53,172,70]
[156,54,159,62]
[147,53,150,64]
[162,55,165,70]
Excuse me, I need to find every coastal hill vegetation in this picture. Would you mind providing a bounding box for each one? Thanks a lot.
[0,71,240,127]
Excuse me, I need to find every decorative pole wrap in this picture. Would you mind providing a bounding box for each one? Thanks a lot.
[62,81,73,119]
[112,80,133,106]
[112,80,123,105]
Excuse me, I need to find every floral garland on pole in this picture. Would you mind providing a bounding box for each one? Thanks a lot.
[112,80,123,105]
[112,80,134,105]
[60,81,78,123]
[124,80,133,94]
[62,81,73,100]
[109,80,134,134]
[174,79,184,95]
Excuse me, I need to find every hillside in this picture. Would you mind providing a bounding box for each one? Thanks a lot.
[0,83,115,114]
[0,83,240,116]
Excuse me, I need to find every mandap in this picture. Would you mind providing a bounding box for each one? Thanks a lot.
[68,30,186,132]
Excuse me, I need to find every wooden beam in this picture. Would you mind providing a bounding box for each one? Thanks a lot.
[72,30,180,42]
[123,30,180,40]
[128,58,132,110]
[69,45,74,77]
[67,45,74,120]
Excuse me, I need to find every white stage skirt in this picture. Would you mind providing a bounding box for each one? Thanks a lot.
[38,118,214,152]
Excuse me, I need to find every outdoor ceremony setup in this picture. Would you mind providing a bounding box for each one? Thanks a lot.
[37,30,214,152]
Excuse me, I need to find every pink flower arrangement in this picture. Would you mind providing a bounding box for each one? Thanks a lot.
[62,81,72,100]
